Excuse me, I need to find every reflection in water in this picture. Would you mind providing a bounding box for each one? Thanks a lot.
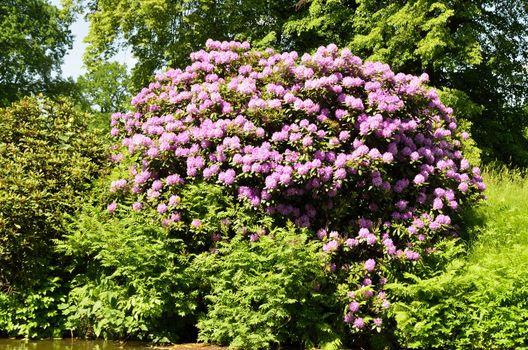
[0,339,152,350]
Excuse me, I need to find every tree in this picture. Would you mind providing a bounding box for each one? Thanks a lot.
[0,96,107,290]
[73,0,528,165]
[67,0,297,88]
[0,0,73,106]
[77,61,131,113]
[284,0,528,165]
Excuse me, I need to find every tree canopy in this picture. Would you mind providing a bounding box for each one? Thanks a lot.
[73,0,528,165]
[77,61,131,113]
[68,0,297,88]
[0,0,73,106]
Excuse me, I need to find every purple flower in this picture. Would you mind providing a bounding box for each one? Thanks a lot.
[413,174,425,185]
[152,180,163,191]
[364,259,376,272]
[219,169,236,185]
[358,228,370,238]
[323,240,339,252]
[345,238,359,247]
[353,318,365,329]
[169,195,181,206]
[110,179,127,192]
[157,203,168,214]
[349,301,360,312]
[405,250,420,261]
[458,182,469,192]
[191,219,202,228]
[107,202,117,214]
[166,174,183,185]
[366,234,377,245]
[334,168,347,179]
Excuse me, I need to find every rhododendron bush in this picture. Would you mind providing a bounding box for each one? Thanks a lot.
[108,40,484,332]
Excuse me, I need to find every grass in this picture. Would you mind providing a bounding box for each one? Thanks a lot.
[463,167,528,294]
[390,167,528,349]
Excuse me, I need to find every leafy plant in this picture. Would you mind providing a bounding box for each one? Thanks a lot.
[0,96,106,290]
[194,226,341,349]
[0,276,65,338]
[57,204,198,342]
[389,168,528,349]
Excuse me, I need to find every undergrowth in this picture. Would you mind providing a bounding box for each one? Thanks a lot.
[390,167,528,349]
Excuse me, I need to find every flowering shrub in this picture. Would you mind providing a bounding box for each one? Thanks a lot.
[109,40,484,333]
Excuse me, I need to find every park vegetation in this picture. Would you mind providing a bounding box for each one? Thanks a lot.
[0,0,527,349]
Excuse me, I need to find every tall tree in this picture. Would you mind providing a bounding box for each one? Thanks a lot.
[77,61,131,113]
[284,0,528,165]
[0,0,73,106]
[67,0,297,88]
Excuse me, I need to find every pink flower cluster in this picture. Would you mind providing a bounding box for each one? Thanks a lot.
[109,40,484,330]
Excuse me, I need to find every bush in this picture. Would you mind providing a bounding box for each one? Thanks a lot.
[0,276,64,338]
[56,204,198,342]
[108,40,483,333]
[389,169,528,349]
[0,96,106,299]
[193,225,340,349]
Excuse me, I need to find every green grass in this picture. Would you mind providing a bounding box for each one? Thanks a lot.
[390,167,528,349]
[468,167,528,258]
[462,168,528,299]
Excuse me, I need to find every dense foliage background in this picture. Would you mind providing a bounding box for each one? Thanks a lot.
[0,96,107,337]
[69,0,528,166]
[0,0,76,106]
[0,0,527,348]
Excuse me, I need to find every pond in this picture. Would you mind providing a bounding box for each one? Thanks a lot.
[0,339,224,350]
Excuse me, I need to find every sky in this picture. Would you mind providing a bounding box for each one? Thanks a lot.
[50,0,135,79]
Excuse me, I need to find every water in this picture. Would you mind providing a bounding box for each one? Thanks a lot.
[0,339,152,350]
[0,339,223,350]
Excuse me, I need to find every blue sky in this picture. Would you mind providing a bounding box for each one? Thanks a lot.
[50,0,135,79]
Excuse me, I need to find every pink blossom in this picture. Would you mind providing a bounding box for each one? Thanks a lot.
[107,202,117,214]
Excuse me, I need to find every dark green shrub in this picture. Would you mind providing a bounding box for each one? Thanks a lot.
[193,226,342,350]
[0,96,107,289]
[0,96,107,338]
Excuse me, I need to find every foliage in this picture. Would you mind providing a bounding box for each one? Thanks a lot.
[67,0,297,88]
[0,0,74,106]
[56,203,198,342]
[389,168,528,349]
[73,0,528,165]
[285,0,528,166]
[0,96,107,290]
[193,227,340,350]
[108,41,483,333]
[77,61,132,113]
[0,276,64,339]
